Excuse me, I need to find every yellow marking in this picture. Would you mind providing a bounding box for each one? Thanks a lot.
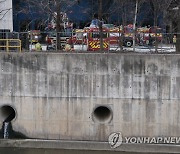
[89,41,109,49]
[0,39,21,52]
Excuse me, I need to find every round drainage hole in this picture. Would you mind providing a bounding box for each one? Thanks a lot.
[93,106,112,123]
[0,105,16,122]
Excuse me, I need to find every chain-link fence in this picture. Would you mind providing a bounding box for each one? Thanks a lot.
[0,31,179,53]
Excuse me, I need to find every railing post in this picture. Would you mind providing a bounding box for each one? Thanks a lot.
[108,31,110,53]
[6,40,9,52]
[19,40,22,53]
[56,32,58,51]
[30,32,32,52]
[17,32,20,39]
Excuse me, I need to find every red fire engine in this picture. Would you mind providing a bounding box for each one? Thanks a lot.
[67,24,162,51]
[137,26,162,45]
[109,25,134,47]
[29,30,42,43]
[68,27,110,51]
[67,25,135,51]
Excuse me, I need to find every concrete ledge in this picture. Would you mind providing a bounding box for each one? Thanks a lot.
[0,139,180,153]
[0,51,180,55]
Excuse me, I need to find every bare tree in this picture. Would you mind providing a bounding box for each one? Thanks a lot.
[109,0,145,51]
[98,0,103,51]
[149,0,173,52]
[178,5,180,52]
[109,0,135,51]
[16,0,78,49]
[133,0,147,51]
[170,2,180,52]
[169,0,180,52]
[111,0,127,51]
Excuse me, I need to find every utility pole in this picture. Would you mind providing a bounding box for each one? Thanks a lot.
[56,0,61,50]
[133,0,138,52]
[92,0,94,19]
[48,0,50,24]
[177,4,180,52]
[98,0,103,51]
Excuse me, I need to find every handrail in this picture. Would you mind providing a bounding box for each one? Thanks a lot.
[0,39,22,52]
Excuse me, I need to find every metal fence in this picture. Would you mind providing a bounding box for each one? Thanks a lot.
[0,31,178,53]
[0,39,21,52]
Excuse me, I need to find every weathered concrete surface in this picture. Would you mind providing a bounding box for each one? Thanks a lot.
[0,52,180,141]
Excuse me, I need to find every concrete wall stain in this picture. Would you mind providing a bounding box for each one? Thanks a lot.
[0,53,179,141]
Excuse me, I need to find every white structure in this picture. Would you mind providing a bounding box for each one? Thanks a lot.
[0,0,13,31]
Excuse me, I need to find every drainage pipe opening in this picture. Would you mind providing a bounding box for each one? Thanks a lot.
[0,105,16,122]
[93,106,112,123]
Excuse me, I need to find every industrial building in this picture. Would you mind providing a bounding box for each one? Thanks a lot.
[0,0,13,31]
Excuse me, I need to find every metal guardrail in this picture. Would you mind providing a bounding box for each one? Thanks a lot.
[0,39,22,52]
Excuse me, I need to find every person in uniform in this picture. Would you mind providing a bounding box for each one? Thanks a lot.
[35,42,42,51]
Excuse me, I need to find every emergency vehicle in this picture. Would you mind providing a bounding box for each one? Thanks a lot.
[137,26,162,45]
[67,25,135,51]
[109,24,163,47]
[29,30,41,43]
[109,24,134,47]
[45,31,70,49]
[67,24,163,51]
[67,27,110,51]
[45,12,73,49]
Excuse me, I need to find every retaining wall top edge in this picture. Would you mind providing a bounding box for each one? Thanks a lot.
[0,51,180,56]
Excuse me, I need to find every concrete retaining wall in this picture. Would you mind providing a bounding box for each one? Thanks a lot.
[0,53,180,141]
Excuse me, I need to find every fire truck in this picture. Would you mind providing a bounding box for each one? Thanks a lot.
[137,26,162,45]
[109,24,134,47]
[29,30,42,43]
[109,24,163,47]
[45,12,73,50]
[67,24,163,51]
[67,25,135,51]
[67,27,109,51]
